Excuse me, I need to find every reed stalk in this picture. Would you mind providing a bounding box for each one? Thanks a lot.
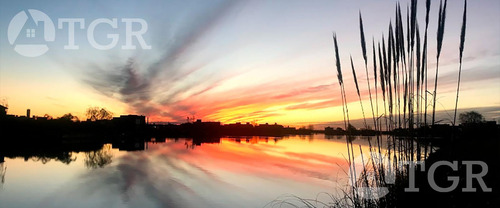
[333,33,349,130]
[453,0,467,126]
[372,38,379,131]
[416,24,422,160]
[423,0,431,159]
[359,12,377,130]
[432,0,448,126]
[378,42,388,131]
[351,55,368,129]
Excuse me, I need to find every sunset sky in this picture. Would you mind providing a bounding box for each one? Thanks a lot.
[1,0,499,126]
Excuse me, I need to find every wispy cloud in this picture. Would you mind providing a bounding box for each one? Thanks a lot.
[82,1,238,120]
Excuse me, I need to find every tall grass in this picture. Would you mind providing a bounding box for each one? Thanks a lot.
[422,0,431,158]
[387,24,394,131]
[415,24,421,128]
[326,0,465,207]
[378,42,388,130]
[359,12,377,130]
[431,0,448,126]
[351,55,369,129]
[333,33,349,131]
[372,38,380,131]
[453,0,467,126]
[271,0,469,207]
[333,34,359,206]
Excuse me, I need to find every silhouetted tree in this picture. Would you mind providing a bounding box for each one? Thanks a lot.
[347,124,357,134]
[58,113,79,122]
[85,107,113,121]
[459,111,484,124]
[84,144,113,169]
[308,124,314,131]
[0,98,8,109]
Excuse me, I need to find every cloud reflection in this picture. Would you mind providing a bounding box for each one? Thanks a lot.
[43,137,349,208]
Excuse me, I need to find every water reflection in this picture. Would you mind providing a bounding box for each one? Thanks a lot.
[0,137,147,168]
[45,136,346,208]
[0,162,5,187]
[31,152,77,164]
[84,144,113,169]
[0,140,103,166]
[0,135,398,208]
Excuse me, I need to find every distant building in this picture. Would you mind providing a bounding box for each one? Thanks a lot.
[193,119,221,128]
[27,109,31,118]
[35,116,48,121]
[325,126,345,135]
[255,123,285,136]
[186,119,222,136]
[0,105,7,117]
[224,122,254,136]
[113,115,146,126]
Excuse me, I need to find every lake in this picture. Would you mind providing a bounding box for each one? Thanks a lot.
[0,134,388,208]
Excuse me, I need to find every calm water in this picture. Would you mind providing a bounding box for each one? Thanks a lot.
[0,135,384,208]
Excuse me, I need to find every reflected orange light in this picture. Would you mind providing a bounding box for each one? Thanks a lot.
[147,136,372,187]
